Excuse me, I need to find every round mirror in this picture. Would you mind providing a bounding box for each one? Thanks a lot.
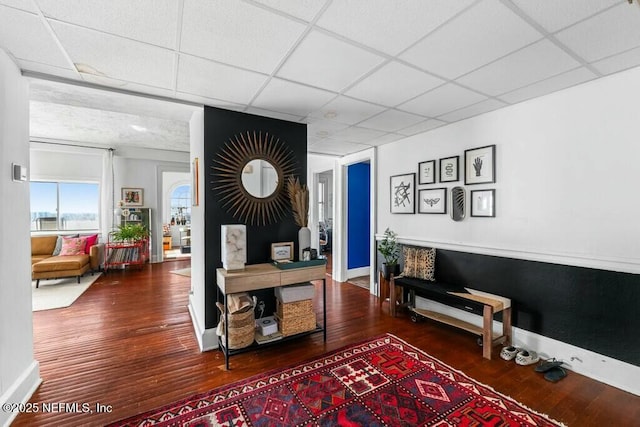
[241,159,279,198]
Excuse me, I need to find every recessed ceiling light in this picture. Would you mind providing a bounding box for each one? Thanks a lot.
[316,130,329,138]
[131,125,147,132]
[324,111,338,119]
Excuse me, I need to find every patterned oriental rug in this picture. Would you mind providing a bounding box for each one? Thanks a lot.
[111,334,565,426]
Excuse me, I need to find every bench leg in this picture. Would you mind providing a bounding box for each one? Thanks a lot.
[36,279,40,288]
[502,307,512,347]
[482,305,494,359]
[389,275,396,317]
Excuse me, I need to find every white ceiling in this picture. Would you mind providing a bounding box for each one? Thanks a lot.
[2,0,640,156]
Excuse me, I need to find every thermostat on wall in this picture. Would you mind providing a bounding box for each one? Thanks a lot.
[12,163,27,182]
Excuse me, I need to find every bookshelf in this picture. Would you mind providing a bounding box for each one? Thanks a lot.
[105,238,149,271]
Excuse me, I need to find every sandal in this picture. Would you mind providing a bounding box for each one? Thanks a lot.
[500,346,519,361]
[535,358,563,373]
[515,350,540,366]
[544,366,567,382]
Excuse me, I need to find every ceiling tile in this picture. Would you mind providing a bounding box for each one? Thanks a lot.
[50,21,176,89]
[241,106,304,123]
[398,83,486,117]
[400,0,543,79]
[345,61,444,106]
[357,109,425,132]
[306,118,349,139]
[180,0,306,74]
[252,0,327,21]
[316,0,475,55]
[367,133,405,146]
[0,0,36,12]
[177,54,268,105]
[397,119,447,136]
[277,30,385,92]
[437,98,506,122]
[251,78,335,117]
[307,95,386,125]
[555,4,640,62]
[331,126,386,143]
[592,48,640,75]
[499,67,597,104]
[0,6,71,68]
[511,0,617,33]
[308,138,370,156]
[456,39,581,96]
[38,0,179,48]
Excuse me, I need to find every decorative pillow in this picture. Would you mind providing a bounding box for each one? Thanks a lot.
[84,234,99,254]
[52,234,79,256]
[59,237,88,256]
[402,246,436,281]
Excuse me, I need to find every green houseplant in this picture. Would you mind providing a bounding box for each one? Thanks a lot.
[110,223,149,242]
[378,228,400,279]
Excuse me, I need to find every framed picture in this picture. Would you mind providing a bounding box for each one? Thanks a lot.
[418,188,447,214]
[418,160,436,185]
[470,189,495,217]
[121,187,143,207]
[439,156,459,183]
[464,145,496,185]
[271,242,294,261]
[390,173,415,214]
[192,157,199,207]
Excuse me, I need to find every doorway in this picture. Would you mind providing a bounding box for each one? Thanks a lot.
[159,170,191,262]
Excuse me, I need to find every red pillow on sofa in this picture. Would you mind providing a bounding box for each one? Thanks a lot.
[84,234,99,254]
[59,236,88,256]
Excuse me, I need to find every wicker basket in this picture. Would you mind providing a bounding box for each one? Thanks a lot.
[276,298,313,319]
[216,302,255,349]
[274,312,316,336]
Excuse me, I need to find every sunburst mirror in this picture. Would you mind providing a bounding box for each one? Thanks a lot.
[212,131,296,226]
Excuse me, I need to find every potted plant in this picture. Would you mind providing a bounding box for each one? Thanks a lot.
[378,228,400,279]
[110,223,149,242]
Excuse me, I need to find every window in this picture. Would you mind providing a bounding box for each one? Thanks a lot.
[30,181,100,231]
[170,184,191,225]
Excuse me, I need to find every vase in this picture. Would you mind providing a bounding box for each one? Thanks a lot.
[298,226,311,261]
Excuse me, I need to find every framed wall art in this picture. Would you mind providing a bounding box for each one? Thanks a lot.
[470,189,495,217]
[271,242,294,261]
[418,160,436,185]
[439,155,459,183]
[390,173,415,214]
[464,145,495,185]
[418,188,447,214]
[121,187,143,207]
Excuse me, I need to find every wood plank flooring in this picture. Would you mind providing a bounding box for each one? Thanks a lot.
[13,260,640,426]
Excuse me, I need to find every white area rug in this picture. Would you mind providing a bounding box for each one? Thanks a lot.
[170,267,191,277]
[32,273,102,311]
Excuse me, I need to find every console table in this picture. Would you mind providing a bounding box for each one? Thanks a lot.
[216,263,327,369]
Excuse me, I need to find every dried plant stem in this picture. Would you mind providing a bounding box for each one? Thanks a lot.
[286,176,309,227]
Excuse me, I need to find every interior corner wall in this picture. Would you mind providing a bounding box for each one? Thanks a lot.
[0,51,40,427]
[203,106,307,329]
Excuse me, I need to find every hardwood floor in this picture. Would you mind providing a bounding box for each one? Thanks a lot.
[14,261,639,426]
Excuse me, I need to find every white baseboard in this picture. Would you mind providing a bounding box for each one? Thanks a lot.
[415,296,640,396]
[0,361,41,427]
[347,266,370,279]
[187,301,219,352]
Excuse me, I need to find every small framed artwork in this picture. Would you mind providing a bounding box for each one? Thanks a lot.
[439,156,459,183]
[470,189,495,217]
[121,187,143,206]
[464,145,496,185]
[418,188,447,214]
[390,173,415,214]
[418,160,436,185]
[271,242,294,261]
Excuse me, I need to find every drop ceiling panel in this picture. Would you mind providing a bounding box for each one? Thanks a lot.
[510,0,617,33]
[50,21,176,89]
[331,126,386,143]
[400,0,542,79]
[358,109,425,132]
[437,98,506,122]
[252,0,328,22]
[180,0,306,74]
[316,0,475,55]
[397,119,447,136]
[306,118,349,139]
[555,4,640,62]
[0,6,71,68]
[592,47,640,75]
[499,67,597,105]
[308,139,369,156]
[456,39,581,96]
[0,0,36,13]
[398,83,486,117]
[307,95,386,125]
[367,133,405,146]
[345,61,444,106]
[38,0,180,48]
[251,78,335,117]
[277,30,385,92]
[177,54,268,105]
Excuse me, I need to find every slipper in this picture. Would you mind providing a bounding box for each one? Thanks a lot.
[515,350,540,366]
[544,366,567,382]
[500,346,519,361]
[535,358,563,373]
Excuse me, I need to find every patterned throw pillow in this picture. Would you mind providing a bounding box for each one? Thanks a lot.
[402,246,436,281]
[59,237,87,256]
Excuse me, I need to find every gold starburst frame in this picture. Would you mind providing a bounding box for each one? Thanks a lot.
[212,131,296,226]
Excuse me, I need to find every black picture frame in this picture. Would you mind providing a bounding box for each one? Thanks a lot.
[439,155,459,183]
[418,160,436,185]
[390,173,415,214]
[418,188,447,214]
[464,145,496,185]
[470,189,495,217]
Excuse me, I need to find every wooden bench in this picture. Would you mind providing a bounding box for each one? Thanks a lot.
[389,274,512,360]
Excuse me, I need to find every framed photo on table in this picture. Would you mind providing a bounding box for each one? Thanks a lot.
[121,187,143,206]
[271,242,294,261]
[470,189,495,217]
[390,173,415,214]
[418,188,447,214]
[418,160,436,184]
[439,156,459,183]
[464,145,495,185]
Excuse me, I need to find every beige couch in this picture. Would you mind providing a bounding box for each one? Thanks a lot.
[31,235,103,287]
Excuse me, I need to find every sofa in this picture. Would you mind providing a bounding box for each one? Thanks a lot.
[31,234,103,287]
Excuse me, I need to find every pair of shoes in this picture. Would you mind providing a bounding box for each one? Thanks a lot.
[535,358,567,382]
[515,350,540,366]
[500,346,519,361]
[534,358,563,373]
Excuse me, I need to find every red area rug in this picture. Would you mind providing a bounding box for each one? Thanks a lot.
[111,334,565,426]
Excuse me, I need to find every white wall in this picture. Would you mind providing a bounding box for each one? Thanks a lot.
[378,65,640,274]
[0,51,40,427]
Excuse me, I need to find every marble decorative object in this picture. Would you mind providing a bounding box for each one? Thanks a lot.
[221,225,247,271]
[298,226,311,261]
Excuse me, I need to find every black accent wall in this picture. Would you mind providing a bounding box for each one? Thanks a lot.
[386,247,640,366]
[203,106,307,329]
